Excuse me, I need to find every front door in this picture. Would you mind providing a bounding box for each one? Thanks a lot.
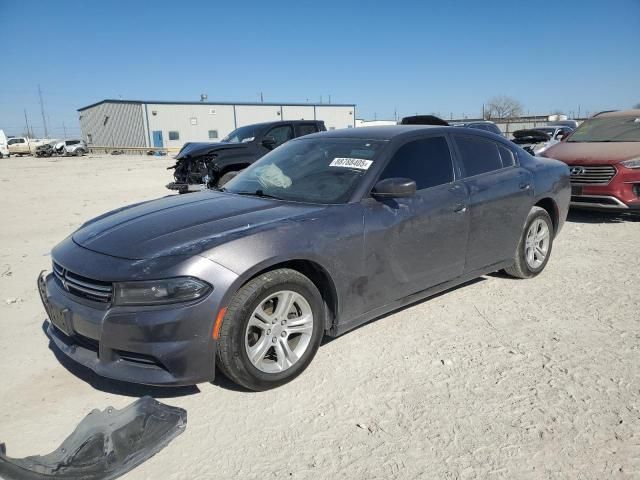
[363,135,470,308]
[152,131,164,148]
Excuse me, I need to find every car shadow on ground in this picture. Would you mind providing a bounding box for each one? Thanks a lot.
[567,209,640,224]
[41,320,200,398]
[321,277,486,346]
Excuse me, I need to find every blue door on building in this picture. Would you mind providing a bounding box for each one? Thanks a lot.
[152,131,164,148]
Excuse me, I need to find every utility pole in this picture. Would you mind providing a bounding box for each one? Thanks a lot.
[328,94,331,104]
[38,84,49,138]
[24,109,32,138]
[260,92,264,103]
[62,122,67,139]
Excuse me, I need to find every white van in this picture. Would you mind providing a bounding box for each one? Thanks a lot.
[0,130,9,158]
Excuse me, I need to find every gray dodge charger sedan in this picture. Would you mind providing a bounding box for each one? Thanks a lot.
[38,126,570,391]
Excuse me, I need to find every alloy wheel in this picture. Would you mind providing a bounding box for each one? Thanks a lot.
[244,290,314,373]
[525,218,550,269]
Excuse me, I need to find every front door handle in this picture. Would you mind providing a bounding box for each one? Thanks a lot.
[519,183,531,190]
[454,203,467,213]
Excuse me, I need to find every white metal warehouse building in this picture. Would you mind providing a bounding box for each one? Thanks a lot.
[78,99,356,150]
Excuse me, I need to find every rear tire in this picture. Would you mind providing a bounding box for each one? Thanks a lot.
[504,206,554,279]
[216,269,324,391]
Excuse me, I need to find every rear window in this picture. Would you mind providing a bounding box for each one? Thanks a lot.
[296,124,319,137]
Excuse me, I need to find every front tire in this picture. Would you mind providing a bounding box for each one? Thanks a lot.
[216,269,324,391]
[505,206,554,279]
[216,170,238,188]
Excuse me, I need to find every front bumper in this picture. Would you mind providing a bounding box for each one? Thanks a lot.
[38,264,233,386]
[570,165,640,211]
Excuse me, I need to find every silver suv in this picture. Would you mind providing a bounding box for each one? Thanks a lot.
[55,139,88,156]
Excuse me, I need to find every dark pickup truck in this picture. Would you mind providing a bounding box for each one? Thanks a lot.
[167,120,326,192]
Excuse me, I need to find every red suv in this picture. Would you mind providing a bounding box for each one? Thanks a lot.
[542,109,640,211]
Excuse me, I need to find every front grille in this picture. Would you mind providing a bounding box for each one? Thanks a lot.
[52,261,113,303]
[569,165,616,184]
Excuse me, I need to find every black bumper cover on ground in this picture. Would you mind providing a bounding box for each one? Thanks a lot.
[0,397,186,480]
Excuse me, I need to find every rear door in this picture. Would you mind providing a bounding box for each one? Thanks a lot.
[451,133,533,272]
[363,134,470,305]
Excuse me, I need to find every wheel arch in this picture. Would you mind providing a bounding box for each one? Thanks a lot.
[534,197,559,235]
[224,258,339,333]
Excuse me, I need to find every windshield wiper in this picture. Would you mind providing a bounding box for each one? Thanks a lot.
[232,189,283,200]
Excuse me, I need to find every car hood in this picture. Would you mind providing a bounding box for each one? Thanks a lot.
[542,141,640,165]
[175,142,251,159]
[72,191,324,260]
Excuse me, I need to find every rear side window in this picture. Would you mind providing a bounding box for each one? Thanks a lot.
[379,136,454,190]
[498,145,516,167]
[296,124,318,137]
[454,135,505,177]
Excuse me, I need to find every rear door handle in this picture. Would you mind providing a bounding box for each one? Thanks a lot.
[519,183,531,190]
[454,203,467,213]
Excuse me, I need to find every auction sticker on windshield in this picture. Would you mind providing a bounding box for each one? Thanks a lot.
[329,158,373,170]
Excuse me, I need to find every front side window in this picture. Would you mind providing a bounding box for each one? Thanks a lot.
[169,131,180,141]
[265,125,294,147]
[455,135,506,177]
[378,136,454,190]
[224,138,386,204]
[568,116,640,142]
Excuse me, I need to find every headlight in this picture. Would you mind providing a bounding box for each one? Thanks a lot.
[620,158,640,169]
[114,277,212,306]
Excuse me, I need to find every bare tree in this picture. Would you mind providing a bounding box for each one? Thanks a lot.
[484,96,524,120]
[634,102,640,109]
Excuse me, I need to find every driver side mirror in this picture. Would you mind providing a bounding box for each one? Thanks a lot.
[371,178,416,198]
[261,136,277,149]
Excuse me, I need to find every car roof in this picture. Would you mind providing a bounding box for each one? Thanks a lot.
[300,125,507,142]
[237,120,324,129]
[592,109,640,118]
[301,125,441,140]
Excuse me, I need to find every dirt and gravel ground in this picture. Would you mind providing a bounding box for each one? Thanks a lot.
[0,154,638,479]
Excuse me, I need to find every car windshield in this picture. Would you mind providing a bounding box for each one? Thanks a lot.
[221,125,259,143]
[568,116,640,142]
[223,138,386,204]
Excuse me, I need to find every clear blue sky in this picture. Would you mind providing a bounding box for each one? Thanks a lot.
[1,0,638,137]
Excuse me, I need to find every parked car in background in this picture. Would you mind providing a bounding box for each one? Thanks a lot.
[542,109,640,211]
[39,126,569,390]
[167,120,327,193]
[7,137,46,155]
[512,126,574,155]
[53,139,87,156]
[453,120,503,136]
[0,130,9,158]
[35,140,60,157]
